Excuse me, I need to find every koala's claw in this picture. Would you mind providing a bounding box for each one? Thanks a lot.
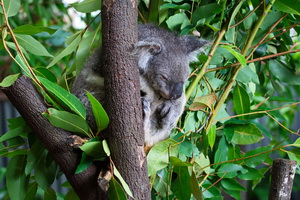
[142,97,151,119]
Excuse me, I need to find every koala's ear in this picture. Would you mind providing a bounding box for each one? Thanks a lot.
[181,35,209,57]
[134,40,162,71]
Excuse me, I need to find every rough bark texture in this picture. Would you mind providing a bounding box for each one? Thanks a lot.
[2,76,100,200]
[269,158,297,200]
[101,0,151,199]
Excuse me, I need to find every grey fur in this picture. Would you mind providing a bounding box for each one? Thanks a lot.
[72,24,208,148]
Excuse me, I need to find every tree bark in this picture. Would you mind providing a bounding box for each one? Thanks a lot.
[1,76,100,200]
[269,158,297,200]
[101,0,151,199]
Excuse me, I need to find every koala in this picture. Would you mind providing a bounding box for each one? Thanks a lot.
[72,23,208,152]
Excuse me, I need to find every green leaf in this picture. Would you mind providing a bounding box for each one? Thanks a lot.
[227,0,243,29]
[103,139,111,156]
[15,34,53,57]
[190,171,203,200]
[38,76,86,119]
[171,166,191,200]
[107,177,128,200]
[0,73,20,87]
[34,68,57,83]
[79,141,106,158]
[75,152,94,174]
[217,164,245,178]
[291,137,300,147]
[208,124,216,150]
[13,25,57,35]
[24,182,38,200]
[72,0,101,13]
[76,29,100,73]
[169,156,192,167]
[221,179,246,191]
[220,45,246,67]
[166,13,190,31]
[44,188,56,200]
[214,136,228,168]
[238,167,263,180]
[287,148,300,164]
[47,33,82,68]
[233,83,251,119]
[0,126,30,143]
[0,0,21,17]
[269,60,300,85]
[160,3,191,10]
[86,91,109,133]
[6,155,29,200]
[194,153,210,175]
[191,3,222,25]
[113,165,134,198]
[43,108,90,136]
[230,123,264,145]
[243,146,272,168]
[65,188,80,200]
[147,139,179,176]
[274,0,300,15]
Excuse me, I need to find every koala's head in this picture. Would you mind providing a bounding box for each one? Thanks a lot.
[136,24,208,100]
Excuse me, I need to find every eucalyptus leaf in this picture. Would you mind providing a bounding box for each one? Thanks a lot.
[86,91,109,133]
[15,34,53,57]
[43,108,90,136]
[147,139,179,176]
[0,73,20,87]
[113,165,134,198]
[107,177,128,200]
[274,0,300,15]
[6,155,29,200]
[47,33,82,68]
[171,166,191,200]
[79,141,106,158]
[72,0,101,13]
[38,76,86,119]
[13,25,57,35]
[233,83,251,119]
[0,0,20,17]
[221,179,246,191]
[220,45,246,67]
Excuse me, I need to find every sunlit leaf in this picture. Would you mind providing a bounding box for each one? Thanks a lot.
[190,93,217,111]
[147,139,179,176]
[0,73,20,87]
[113,165,134,198]
[220,45,246,67]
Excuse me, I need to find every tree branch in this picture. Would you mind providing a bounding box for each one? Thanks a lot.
[1,76,100,200]
[101,0,151,199]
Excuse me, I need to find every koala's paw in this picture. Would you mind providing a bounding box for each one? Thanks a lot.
[142,97,151,120]
[156,101,178,128]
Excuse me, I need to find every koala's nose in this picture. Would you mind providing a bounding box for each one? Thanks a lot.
[171,82,183,99]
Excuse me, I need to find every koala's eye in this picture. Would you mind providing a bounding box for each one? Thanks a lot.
[160,74,169,82]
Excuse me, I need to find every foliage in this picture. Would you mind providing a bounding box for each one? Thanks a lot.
[0,0,300,199]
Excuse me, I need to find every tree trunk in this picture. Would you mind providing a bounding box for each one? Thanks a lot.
[2,76,100,200]
[101,0,151,199]
[269,158,297,200]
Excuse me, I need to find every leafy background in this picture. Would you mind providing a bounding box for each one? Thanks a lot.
[0,0,300,199]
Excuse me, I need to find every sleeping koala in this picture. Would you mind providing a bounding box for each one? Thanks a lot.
[72,23,208,152]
